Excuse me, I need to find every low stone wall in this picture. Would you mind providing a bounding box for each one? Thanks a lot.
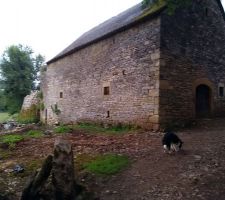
[21,91,39,111]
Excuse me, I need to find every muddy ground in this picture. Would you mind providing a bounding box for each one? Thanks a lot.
[1,118,225,200]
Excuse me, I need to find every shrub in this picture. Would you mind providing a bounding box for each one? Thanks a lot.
[83,154,130,175]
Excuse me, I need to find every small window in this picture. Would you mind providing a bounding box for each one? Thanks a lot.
[60,92,63,98]
[104,87,110,95]
[205,8,208,16]
[106,111,110,118]
[219,87,224,97]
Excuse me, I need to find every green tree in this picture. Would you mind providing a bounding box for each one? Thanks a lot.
[0,90,7,111]
[0,44,45,114]
[142,0,193,14]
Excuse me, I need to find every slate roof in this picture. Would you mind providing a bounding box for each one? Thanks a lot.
[47,0,225,64]
[47,2,165,64]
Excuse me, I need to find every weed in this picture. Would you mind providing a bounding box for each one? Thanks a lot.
[54,125,73,134]
[73,122,137,135]
[0,135,24,148]
[25,130,44,138]
[83,154,130,175]
[17,105,39,124]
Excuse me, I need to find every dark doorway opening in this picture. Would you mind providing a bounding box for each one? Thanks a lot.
[196,84,211,117]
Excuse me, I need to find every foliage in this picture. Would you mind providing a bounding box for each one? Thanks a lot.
[39,102,45,111]
[51,104,61,115]
[0,112,10,123]
[83,154,130,175]
[37,91,43,100]
[142,0,193,14]
[0,44,45,114]
[73,122,137,135]
[17,104,39,124]
[25,130,43,138]
[0,90,7,112]
[0,134,24,148]
[54,125,73,134]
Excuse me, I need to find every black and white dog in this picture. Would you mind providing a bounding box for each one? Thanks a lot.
[162,131,183,153]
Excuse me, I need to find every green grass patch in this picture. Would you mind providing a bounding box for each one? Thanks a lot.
[0,113,10,123]
[54,125,73,134]
[24,130,44,138]
[73,122,137,135]
[0,134,24,148]
[82,154,130,175]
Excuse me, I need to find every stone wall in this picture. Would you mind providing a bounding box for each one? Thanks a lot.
[159,0,225,126]
[21,91,39,111]
[41,17,161,129]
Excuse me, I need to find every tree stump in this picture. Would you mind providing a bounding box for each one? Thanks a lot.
[52,139,77,200]
[21,155,53,200]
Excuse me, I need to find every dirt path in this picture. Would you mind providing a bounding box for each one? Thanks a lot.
[98,119,225,200]
[1,118,225,200]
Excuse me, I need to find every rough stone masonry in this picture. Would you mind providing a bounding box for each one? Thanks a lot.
[41,0,225,130]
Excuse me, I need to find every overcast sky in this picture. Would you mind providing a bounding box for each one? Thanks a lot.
[0,0,225,61]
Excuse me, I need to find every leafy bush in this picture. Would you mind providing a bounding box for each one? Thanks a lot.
[54,125,73,134]
[0,134,24,148]
[25,130,43,138]
[83,154,130,175]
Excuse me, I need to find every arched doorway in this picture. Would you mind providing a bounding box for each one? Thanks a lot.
[195,84,211,117]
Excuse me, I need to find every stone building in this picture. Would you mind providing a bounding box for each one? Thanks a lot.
[41,0,225,130]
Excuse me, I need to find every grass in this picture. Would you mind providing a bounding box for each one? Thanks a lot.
[0,113,10,123]
[0,134,24,148]
[24,130,44,138]
[0,130,44,148]
[81,154,130,175]
[17,159,43,178]
[0,149,12,159]
[54,125,73,134]
[72,122,137,135]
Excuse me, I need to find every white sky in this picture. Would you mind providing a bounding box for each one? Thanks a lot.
[0,0,225,61]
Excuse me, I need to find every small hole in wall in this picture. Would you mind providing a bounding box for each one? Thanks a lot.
[122,70,126,75]
[205,8,209,17]
[106,111,110,118]
[60,92,63,98]
[219,86,224,97]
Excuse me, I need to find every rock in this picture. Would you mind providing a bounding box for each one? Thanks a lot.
[193,155,202,160]
[52,139,77,200]
[13,164,24,173]
[3,123,14,130]
[4,168,14,173]
[44,130,53,135]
